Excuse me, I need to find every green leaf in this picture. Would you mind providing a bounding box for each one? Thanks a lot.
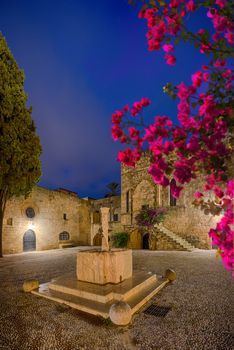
[0,33,42,207]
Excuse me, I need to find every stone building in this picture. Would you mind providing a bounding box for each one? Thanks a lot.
[2,186,91,254]
[83,195,122,246]
[120,154,219,250]
[3,153,219,254]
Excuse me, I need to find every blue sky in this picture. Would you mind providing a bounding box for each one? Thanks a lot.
[1,0,209,198]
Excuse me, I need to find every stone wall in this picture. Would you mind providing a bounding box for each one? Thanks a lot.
[88,195,122,245]
[121,156,160,225]
[3,186,91,254]
[121,154,218,249]
[3,153,219,254]
[77,200,91,245]
[162,207,218,249]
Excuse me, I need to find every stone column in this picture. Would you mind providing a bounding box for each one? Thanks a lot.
[100,207,110,251]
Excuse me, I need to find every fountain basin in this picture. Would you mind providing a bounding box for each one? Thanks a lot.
[76,249,132,285]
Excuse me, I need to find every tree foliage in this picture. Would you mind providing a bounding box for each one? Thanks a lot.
[111,1,234,273]
[111,232,129,248]
[0,33,42,256]
[105,182,120,197]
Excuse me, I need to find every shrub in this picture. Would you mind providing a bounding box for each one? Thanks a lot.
[135,207,167,228]
[111,232,129,248]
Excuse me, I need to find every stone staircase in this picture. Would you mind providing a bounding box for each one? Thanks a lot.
[155,223,196,252]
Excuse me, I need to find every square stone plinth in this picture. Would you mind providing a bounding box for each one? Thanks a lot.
[32,271,169,319]
[76,249,132,285]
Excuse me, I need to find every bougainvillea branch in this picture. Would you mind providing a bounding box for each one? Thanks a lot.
[112,0,234,274]
[135,207,167,228]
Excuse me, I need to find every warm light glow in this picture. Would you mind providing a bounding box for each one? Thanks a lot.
[28,222,35,230]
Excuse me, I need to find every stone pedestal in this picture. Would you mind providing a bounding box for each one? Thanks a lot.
[32,269,169,321]
[76,249,132,285]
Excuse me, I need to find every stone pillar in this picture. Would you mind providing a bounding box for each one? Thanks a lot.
[90,211,94,224]
[100,207,110,251]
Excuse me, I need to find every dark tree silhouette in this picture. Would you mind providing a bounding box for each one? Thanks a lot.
[105,182,120,197]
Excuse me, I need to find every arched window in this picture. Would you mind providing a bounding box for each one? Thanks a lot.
[93,211,101,224]
[59,231,70,241]
[126,191,130,213]
[26,207,35,218]
[113,213,119,222]
[170,179,177,206]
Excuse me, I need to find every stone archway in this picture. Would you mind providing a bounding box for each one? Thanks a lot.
[23,230,36,252]
[143,233,149,249]
[93,233,102,246]
[128,228,142,249]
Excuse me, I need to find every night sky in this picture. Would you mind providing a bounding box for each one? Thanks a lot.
[1,0,209,198]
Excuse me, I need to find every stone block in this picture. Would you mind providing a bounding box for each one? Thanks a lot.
[165,269,176,281]
[109,301,132,326]
[76,249,132,285]
[23,279,39,292]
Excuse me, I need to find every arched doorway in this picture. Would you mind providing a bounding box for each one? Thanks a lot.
[23,230,36,252]
[143,233,149,249]
[93,233,102,246]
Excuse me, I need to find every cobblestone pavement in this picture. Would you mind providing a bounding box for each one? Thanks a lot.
[0,248,233,350]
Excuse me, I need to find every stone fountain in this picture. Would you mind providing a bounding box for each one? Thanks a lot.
[77,208,132,285]
[32,207,173,325]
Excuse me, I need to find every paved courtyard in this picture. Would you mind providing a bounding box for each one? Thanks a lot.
[0,247,233,350]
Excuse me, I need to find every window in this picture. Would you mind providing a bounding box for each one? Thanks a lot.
[59,231,70,241]
[113,213,119,222]
[170,179,177,206]
[26,207,35,218]
[93,211,101,224]
[7,218,13,226]
[126,191,129,213]
[63,213,67,220]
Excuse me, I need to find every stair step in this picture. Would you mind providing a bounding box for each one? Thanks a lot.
[32,274,169,319]
[155,224,196,251]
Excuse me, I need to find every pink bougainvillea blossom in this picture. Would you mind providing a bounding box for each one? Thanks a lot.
[226,180,234,199]
[111,0,234,274]
[165,54,176,65]
[111,124,123,141]
[186,0,196,12]
[192,71,203,87]
[162,43,174,53]
[117,148,140,167]
[170,181,183,198]
[111,110,123,124]
[216,0,227,8]
[128,127,139,140]
[194,191,203,199]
